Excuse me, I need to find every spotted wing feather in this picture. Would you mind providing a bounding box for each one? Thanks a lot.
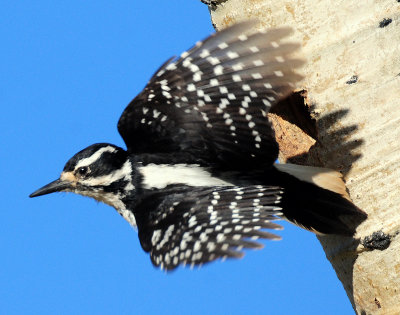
[135,185,284,270]
[118,21,303,169]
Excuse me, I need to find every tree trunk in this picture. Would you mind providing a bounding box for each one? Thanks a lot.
[203,1,400,313]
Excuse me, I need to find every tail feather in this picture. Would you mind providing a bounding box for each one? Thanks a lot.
[274,163,351,201]
[272,164,367,235]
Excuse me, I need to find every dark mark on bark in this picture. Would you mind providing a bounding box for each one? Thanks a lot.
[379,18,392,28]
[362,231,391,250]
[346,75,358,85]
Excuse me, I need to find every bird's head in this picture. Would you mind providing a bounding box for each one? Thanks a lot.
[30,143,137,210]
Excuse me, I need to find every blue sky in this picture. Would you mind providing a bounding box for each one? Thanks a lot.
[1,1,353,314]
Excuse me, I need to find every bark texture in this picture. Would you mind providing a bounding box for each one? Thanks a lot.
[204,1,400,313]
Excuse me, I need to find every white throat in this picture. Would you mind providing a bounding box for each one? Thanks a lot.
[74,189,137,227]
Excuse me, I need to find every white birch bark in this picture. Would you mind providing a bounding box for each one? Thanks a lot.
[204,1,400,313]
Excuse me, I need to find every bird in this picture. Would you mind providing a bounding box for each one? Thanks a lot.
[30,21,367,271]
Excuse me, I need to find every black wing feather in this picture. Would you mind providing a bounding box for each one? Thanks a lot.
[118,21,303,169]
[134,185,284,270]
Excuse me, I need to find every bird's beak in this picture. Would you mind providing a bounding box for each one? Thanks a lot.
[29,179,73,198]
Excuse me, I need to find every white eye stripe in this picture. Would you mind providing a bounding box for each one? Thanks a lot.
[75,146,117,170]
[80,160,134,187]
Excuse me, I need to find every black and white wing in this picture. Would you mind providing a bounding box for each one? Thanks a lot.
[118,21,303,169]
[134,185,284,270]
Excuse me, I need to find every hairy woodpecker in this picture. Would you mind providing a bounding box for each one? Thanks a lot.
[30,21,367,270]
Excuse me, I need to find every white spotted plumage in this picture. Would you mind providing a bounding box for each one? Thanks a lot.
[143,186,284,270]
[31,21,367,272]
[118,21,303,169]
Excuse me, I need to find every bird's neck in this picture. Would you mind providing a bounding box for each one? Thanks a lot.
[79,157,141,227]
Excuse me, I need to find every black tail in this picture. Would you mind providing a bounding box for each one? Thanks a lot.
[271,164,367,236]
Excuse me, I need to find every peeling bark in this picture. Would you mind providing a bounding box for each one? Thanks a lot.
[203,0,400,313]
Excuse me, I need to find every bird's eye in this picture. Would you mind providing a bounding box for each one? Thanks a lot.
[77,166,89,176]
